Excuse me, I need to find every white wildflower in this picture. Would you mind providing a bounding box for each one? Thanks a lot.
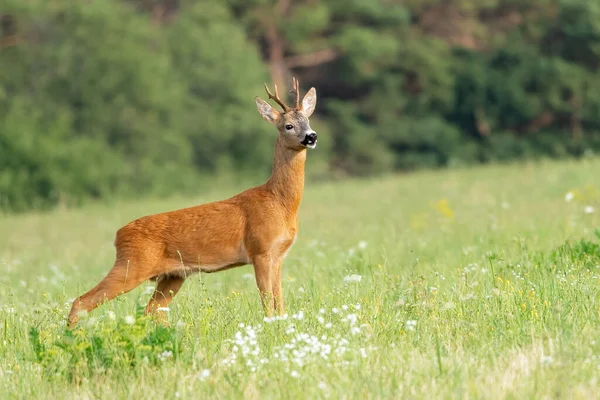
[124,315,135,325]
[156,307,170,312]
[292,311,304,320]
[565,191,575,202]
[405,320,417,331]
[290,370,300,378]
[106,311,116,320]
[357,240,368,250]
[344,274,362,283]
[158,350,173,361]
[584,206,595,214]
[199,369,210,380]
[346,314,358,324]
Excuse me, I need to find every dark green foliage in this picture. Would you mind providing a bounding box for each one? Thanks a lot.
[1,0,269,212]
[29,312,181,380]
[550,229,600,269]
[2,0,600,211]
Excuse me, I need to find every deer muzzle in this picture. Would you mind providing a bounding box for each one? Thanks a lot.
[302,132,318,148]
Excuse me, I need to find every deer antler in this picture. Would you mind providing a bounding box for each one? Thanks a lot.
[264,77,303,112]
[264,82,291,112]
[291,77,300,110]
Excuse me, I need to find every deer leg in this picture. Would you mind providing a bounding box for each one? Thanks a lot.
[252,254,275,316]
[272,260,285,316]
[68,260,149,327]
[145,275,185,323]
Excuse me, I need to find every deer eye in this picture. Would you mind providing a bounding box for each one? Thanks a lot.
[285,124,294,130]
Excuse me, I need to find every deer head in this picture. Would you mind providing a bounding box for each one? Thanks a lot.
[255,77,318,150]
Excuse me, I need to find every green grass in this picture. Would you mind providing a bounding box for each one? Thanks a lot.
[2,158,600,399]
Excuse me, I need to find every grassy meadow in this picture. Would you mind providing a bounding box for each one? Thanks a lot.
[1,158,600,399]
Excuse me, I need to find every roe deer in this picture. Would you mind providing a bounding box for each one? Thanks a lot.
[68,77,317,326]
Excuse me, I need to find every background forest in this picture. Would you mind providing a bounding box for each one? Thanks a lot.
[2,0,600,212]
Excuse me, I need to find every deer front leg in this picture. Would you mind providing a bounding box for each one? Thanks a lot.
[272,260,284,316]
[252,254,275,316]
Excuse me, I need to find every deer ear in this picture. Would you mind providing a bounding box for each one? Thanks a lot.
[255,97,280,124]
[301,87,317,117]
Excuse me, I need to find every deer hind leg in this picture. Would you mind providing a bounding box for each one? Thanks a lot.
[68,260,152,327]
[145,275,185,323]
[252,254,275,316]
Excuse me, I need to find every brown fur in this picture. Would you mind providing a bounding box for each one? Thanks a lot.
[68,78,317,326]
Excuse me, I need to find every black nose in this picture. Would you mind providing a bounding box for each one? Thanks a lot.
[302,132,318,146]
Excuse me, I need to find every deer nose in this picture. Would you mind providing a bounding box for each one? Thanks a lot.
[305,132,317,144]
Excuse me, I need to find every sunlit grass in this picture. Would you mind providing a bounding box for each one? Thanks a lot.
[1,158,600,399]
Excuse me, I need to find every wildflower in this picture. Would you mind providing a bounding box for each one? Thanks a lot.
[157,307,170,312]
[354,304,361,310]
[345,314,358,324]
[344,274,362,283]
[292,311,304,320]
[434,199,454,220]
[106,310,116,320]
[332,308,339,314]
[318,382,328,391]
[342,304,348,311]
[319,308,325,314]
[199,369,210,380]
[290,370,300,378]
[584,206,595,214]
[357,240,367,250]
[158,350,173,361]
[124,315,135,325]
[405,320,417,331]
[565,191,575,202]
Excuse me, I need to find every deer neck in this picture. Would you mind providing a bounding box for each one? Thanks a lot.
[266,135,306,214]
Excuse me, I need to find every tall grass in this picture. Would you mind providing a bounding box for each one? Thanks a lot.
[1,158,600,399]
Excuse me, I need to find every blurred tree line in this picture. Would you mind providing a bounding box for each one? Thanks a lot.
[2,0,600,211]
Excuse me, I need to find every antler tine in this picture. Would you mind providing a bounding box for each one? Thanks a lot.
[264,82,291,112]
[292,77,301,109]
